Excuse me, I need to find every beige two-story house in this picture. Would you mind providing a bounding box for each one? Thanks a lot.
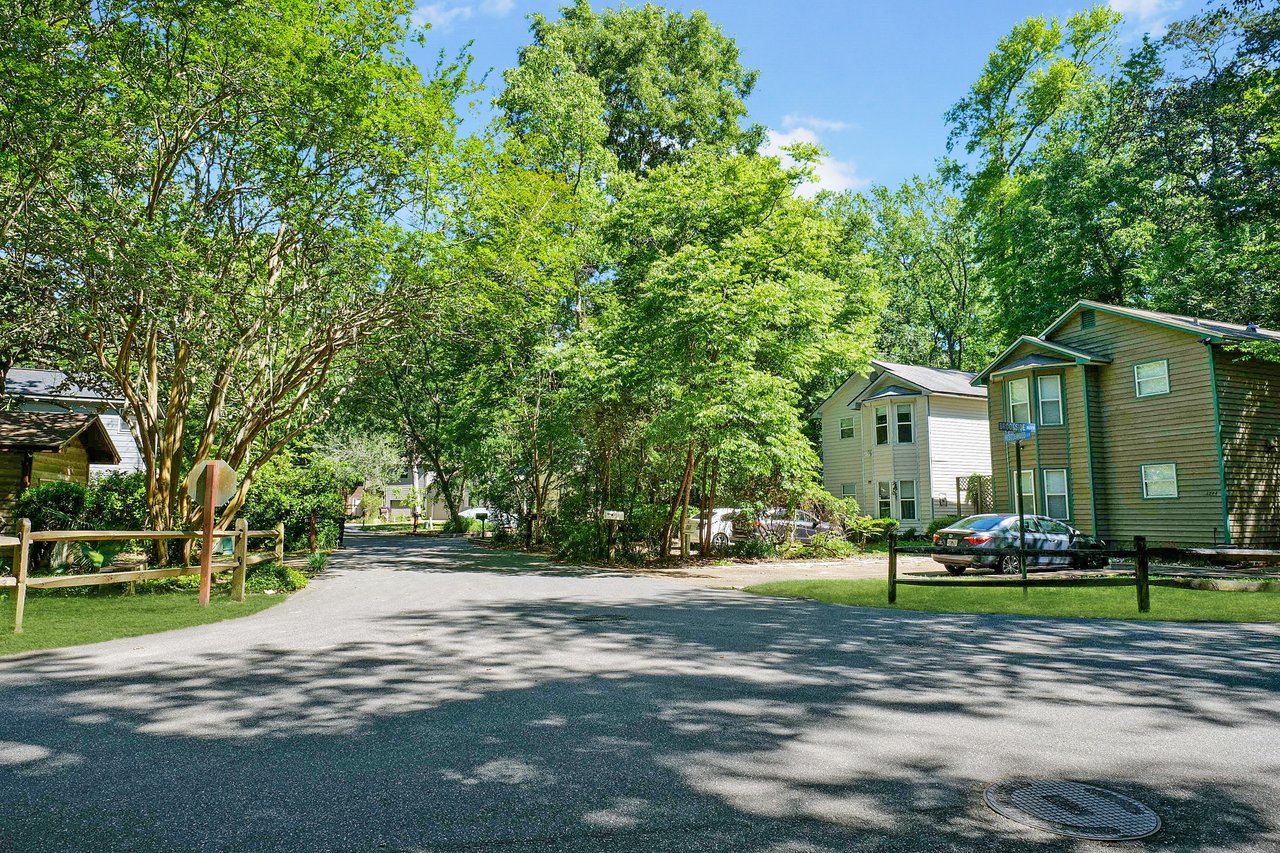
[973,300,1280,547]
[812,361,992,529]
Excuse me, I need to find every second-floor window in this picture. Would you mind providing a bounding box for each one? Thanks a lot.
[896,404,914,443]
[839,416,855,439]
[1037,375,1063,426]
[1134,360,1170,398]
[1008,377,1031,423]
[875,407,889,445]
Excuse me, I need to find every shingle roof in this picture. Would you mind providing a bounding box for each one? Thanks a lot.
[0,412,121,464]
[1045,300,1280,344]
[4,368,124,403]
[870,360,987,398]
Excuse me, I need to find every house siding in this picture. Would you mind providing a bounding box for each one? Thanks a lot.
[1214,349,1280,546]
[927,394,993,519]
[817,376,870,506]
[18,400,142,473]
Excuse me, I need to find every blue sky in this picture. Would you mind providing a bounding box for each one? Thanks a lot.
[408,0,1187,193]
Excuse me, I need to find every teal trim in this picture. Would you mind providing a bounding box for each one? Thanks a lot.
[1042,299,1229,343]
[1079,368,1099,536]
[1206,345,1232,544]
[974,335,1111,385]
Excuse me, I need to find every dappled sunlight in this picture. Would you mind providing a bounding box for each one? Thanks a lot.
[0,533,1276,849]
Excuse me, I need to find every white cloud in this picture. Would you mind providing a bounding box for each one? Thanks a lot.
[1109,0,1182,25]
[413,0,515,31]
[762,126,868,197]
[781,113,852,133]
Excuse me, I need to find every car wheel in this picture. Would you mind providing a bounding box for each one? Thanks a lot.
[998,555,1021,575]
[711,533,729,548]
[944,565,966,577]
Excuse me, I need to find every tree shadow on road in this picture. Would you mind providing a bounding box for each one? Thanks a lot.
[0,579,1277,851]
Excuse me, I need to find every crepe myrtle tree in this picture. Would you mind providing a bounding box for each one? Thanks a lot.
[13,0,468,534]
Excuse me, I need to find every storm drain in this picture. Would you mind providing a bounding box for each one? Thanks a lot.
[984,779,1161,841]
[570,614,628,623]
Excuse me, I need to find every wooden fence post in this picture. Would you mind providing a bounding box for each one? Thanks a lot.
[232,519,248,603]
[887,529,898,604]
[13,519,31,634]
[274,522,285,566]
[1134,536,1150,613]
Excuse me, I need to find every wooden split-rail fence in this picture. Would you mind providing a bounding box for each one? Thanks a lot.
[1,519,286,634]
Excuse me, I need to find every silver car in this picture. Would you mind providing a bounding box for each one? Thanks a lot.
[932,513,1107,576]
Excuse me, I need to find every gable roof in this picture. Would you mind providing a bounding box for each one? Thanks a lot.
[1044,300,1280,345]
[973,335,1113,385]
[868,360,987,398]
[4,368,125,404]
[0,412,121,464]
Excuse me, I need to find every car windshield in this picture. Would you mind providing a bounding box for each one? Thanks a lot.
[954,515,1005,531]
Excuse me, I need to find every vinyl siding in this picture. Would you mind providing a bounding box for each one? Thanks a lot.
[1214,349,1280,546]
[817,376,871,506]
[1050,310,1222,545]
[927,395,992,518]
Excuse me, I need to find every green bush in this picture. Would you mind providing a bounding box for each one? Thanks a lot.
[13,481,88,531]
[246,563,309,593]
[443,515,477,535]
[900,526,919,541]
[306,551,328,573]
[794,532,858,559]
[926,515,962,537]
[732,536,778,560]
[86,471,148,531]
[240,450,343,551]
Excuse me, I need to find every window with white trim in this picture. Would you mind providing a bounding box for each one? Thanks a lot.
[877,481,891,517]
[1134,360,1170,398]
[897,480,917,521]
[874,407,889,445]
[838,417,855,439]
[1013,469,1035,512]
[1043,468,1069,519]
[895,403,914,443]
[1141,463,1178,498]
[1008,377,1031,423]
[1037,375,1063,426]
[841,484,857,499]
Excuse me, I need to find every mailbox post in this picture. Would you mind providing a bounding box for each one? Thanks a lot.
[604,510,624,561]
[998,421,1037,580]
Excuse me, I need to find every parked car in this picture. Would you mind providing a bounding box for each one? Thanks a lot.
[688,508,739,549]
[931,513,1107,575]
[734,507,835,544]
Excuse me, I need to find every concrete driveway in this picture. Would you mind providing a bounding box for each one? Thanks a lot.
[0,532,1277,852]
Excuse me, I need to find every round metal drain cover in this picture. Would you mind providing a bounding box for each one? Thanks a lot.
[571,614,627,622]
[984,779,1160,841]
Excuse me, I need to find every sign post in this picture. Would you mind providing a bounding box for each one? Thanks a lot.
[998,422,1037,580]
[604,510,624,561]
[185,460,237,608]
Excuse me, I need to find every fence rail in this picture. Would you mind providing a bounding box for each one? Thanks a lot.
[5,519,286,634]
[888,533,1156,612]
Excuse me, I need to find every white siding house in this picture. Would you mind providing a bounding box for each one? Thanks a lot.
[4,368,143,474]
[812,360,992,530]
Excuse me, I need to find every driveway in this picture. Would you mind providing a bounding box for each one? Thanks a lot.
[0,533,1277,852]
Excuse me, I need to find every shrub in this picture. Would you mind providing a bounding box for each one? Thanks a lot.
[246,563,309,593]
[732,536,777,560]
[442,515,477,535]
[900,526,919,541]
[85,471,148,531]
[795,532,859,559]
[306,551,328,573]
[240,450,344,550]
[869,517,900,541]
[926,515,962,537]
[13,481,89,531]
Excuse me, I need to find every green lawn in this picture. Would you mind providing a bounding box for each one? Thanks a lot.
[0,590,286,657]
[744,579,1280,622]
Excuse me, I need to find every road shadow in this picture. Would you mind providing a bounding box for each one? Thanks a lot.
[0,537,1277,850]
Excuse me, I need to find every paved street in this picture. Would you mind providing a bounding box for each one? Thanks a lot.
[1,532,1277,852]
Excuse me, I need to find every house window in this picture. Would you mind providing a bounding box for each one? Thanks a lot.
[841,484,858,499]
[1037,375,1063,426]
[877,481,891,517]
[1141,463,1179,499]
[1043,469,1069,519]
[1013,469,1035,512]
[895,404,914,443]
[1134,360,1170,398]
[874,408,889,445]
[897,480,917,521]
[1008,377,1031,423]
[838,417,855,439]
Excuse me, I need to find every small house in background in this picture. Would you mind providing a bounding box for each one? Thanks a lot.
[0,412,121,526]
[812,360,993,530]
[973,300,1280,547]
[4,368,143,473]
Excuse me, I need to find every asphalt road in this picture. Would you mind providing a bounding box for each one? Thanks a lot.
[0,532,1277,852]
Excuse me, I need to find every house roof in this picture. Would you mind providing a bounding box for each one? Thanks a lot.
[861,384,921,402]
[973,335,1112,385]
[4,368,125,404]
[0,412,121,464]
[1043,300,1280,345]
[867,360,987,398]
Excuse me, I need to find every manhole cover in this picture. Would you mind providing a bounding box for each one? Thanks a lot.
[570,614,628,623]
[984,779,1160,841]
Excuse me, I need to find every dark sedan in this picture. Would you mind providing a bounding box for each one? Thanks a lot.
[931,513,1107,575]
